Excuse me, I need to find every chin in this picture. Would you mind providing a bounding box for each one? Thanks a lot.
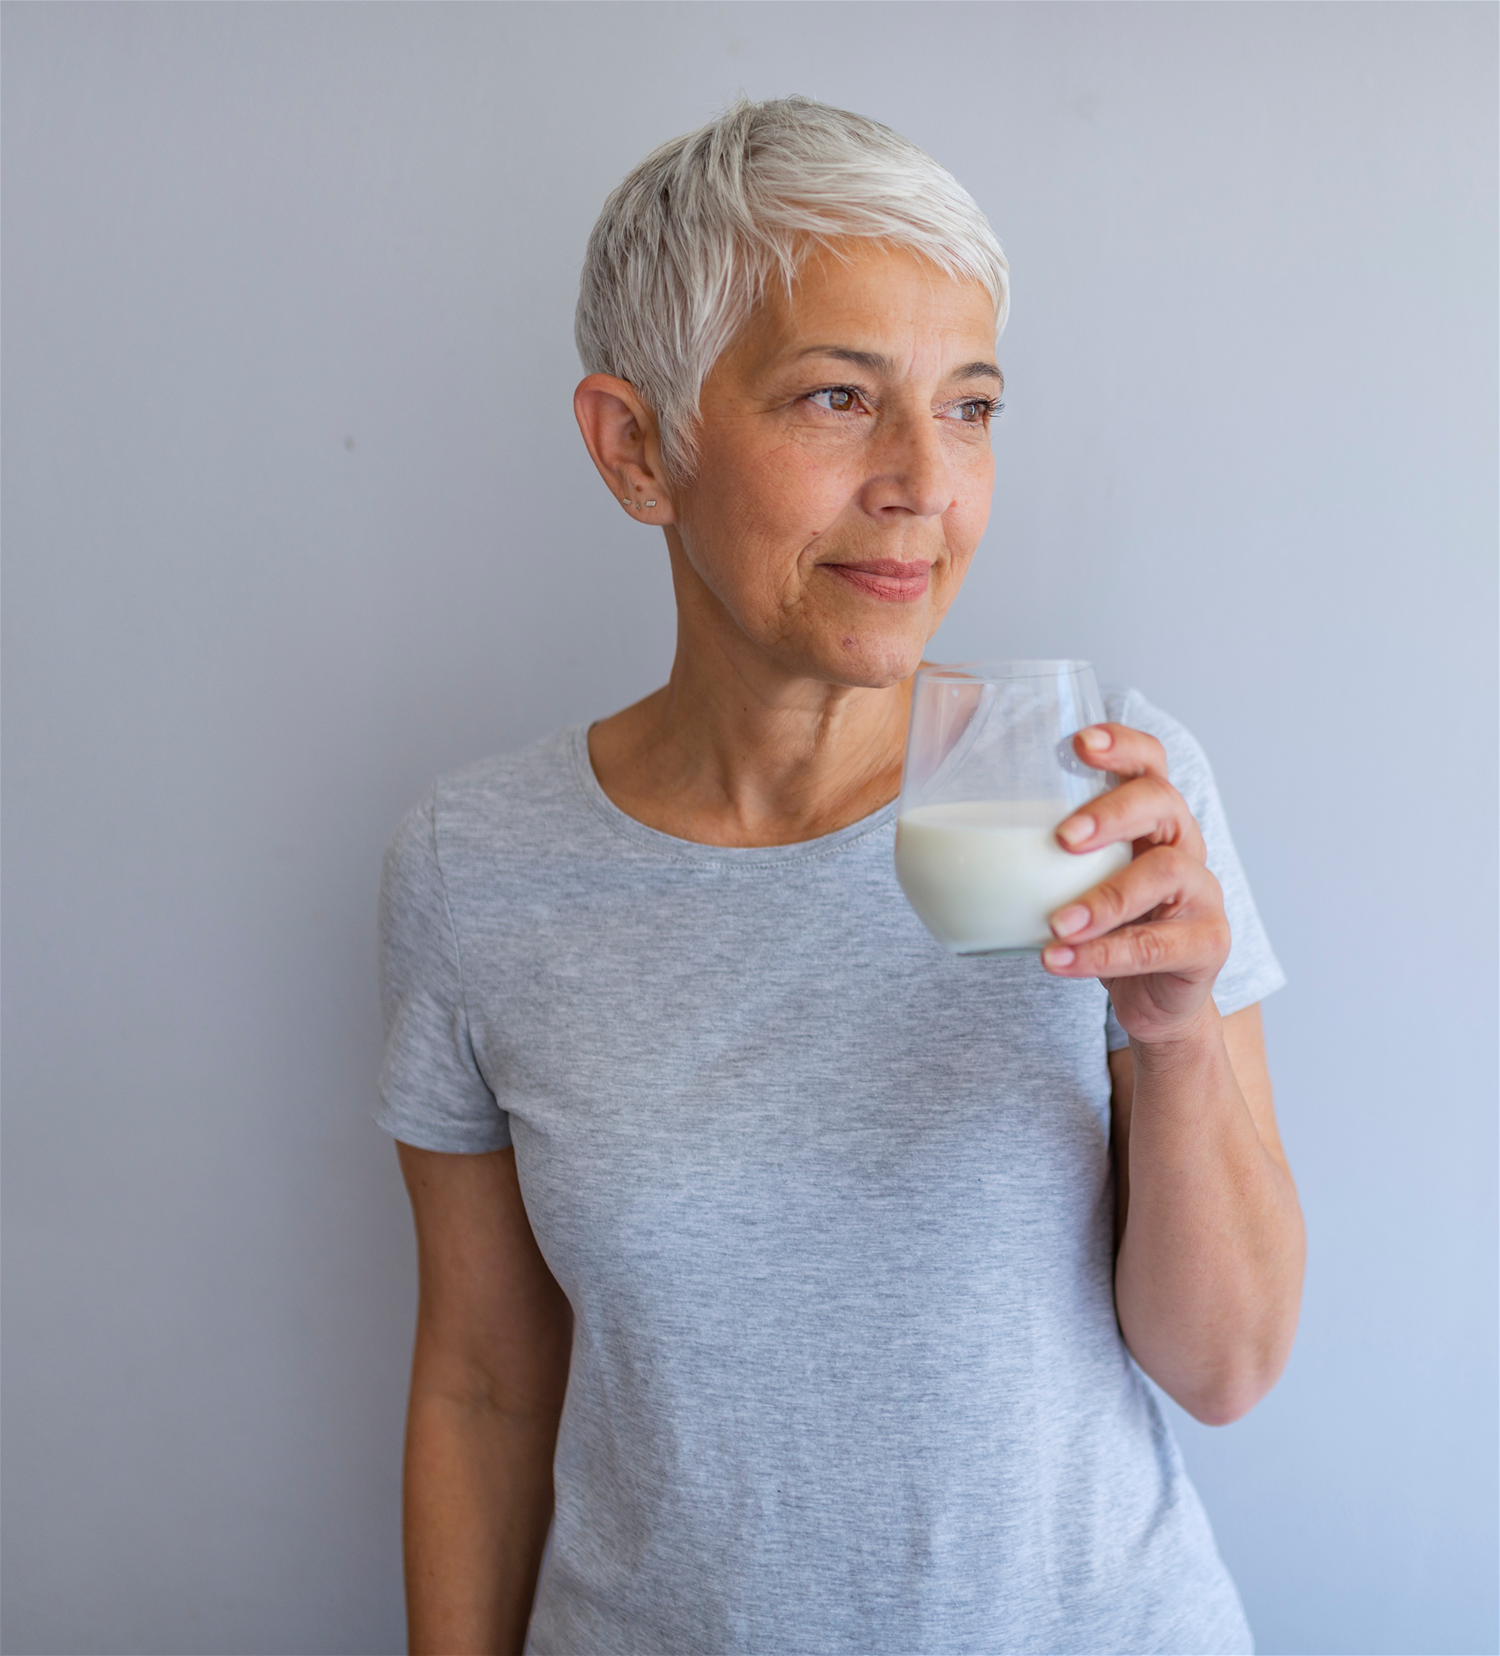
[819,628,927,690]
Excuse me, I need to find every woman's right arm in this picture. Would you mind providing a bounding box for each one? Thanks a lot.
[397,1142,573,1656]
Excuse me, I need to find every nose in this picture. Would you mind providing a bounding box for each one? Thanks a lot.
[858,409,955,521]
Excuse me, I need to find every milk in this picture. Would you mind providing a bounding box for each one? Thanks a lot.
[895,800,1132,955]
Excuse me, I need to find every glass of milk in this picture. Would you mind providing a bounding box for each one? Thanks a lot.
[895,661,1131,956]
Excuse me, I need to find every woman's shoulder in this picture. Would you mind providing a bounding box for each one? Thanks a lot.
[1103,685,1286,1014]
[434,723,583,814]
[386,725,594,878]
[1102,686,1218,800]
[1103,683,1191,742]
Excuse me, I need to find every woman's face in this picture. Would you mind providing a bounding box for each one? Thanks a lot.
[669,241,1001,690]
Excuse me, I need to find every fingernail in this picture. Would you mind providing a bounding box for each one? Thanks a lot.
[1056,815,1094,848]
[1052,905,1089,938]
[1043,946,1076,969]
[1079,726,1112,752]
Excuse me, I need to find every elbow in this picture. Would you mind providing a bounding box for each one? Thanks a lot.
[1181,1388,1260,1428]
[1170,1352,1288,1426]
[1119,1262,1305,1426]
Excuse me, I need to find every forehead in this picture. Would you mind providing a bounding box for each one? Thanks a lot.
[742,240,999,365]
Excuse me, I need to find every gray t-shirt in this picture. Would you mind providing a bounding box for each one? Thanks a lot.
[378,688,1285,1656]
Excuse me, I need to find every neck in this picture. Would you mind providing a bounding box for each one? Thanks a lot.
[588,560,913,848]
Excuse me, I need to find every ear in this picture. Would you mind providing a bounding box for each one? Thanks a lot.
[573,375,677,526]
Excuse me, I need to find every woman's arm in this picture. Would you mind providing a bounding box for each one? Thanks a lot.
[397,1143,572,1656]
[1107,1003,1304,1423]
[1041,724,1305,1425]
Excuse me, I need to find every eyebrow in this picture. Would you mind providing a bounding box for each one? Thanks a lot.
[793,346,1004,388]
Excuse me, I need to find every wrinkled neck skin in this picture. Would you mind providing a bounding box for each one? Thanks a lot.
[588,532,917,850]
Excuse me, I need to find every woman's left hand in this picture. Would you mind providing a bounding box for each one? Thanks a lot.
[1042,724,1230,1046]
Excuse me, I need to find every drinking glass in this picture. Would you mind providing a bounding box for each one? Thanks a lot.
[894,661,1130,956]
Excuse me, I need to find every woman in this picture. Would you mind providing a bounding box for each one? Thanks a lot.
[379,97,1303,1656]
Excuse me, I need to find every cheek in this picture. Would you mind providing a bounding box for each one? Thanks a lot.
[736,436,857,536]
[950,449,995,539]
[673,463,800,616]
[693,440,854,576]
[933,540,978,608]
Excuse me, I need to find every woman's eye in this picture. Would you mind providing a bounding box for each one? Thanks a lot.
[808,387,862,414]
[947,398,998,424]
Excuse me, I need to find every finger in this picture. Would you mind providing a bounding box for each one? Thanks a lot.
[1055,774,1207,863]
[1071,724,1168,783]
[1048,847,1222,944]
[1041,909,1231,983]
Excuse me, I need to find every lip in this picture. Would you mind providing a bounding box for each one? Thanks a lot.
[820,559,932,602]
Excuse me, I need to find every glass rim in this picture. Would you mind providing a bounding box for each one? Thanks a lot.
[914,658,1095,683]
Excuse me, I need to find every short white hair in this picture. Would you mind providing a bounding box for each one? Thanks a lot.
[575,96,1011,481]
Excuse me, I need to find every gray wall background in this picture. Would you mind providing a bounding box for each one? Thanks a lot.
[4,4,1495,1653]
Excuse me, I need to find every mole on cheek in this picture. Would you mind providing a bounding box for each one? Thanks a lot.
[842,635,856,650]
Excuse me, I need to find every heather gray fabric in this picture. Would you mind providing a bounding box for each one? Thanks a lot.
[378,688,1284,1656]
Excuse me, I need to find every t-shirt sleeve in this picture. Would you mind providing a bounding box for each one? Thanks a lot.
[1102,689,1286,1052]
[376,789,512,1153]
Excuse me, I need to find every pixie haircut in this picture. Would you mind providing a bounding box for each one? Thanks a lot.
[575,96,1010,481]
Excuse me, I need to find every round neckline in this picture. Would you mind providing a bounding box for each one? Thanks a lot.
[566,724,899,868]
